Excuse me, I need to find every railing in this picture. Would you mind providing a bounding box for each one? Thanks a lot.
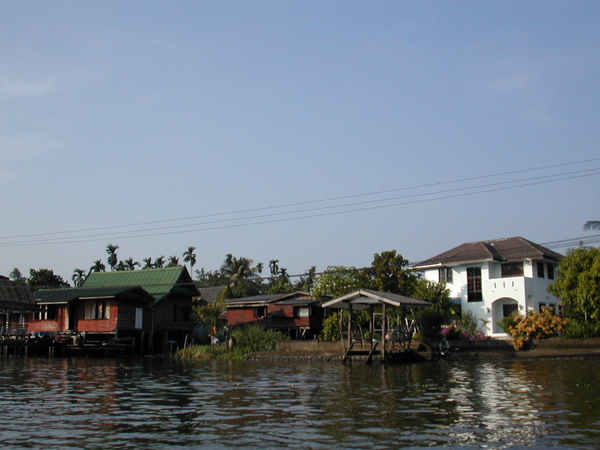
[0,324,29,337]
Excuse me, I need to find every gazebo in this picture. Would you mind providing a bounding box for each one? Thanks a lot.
[322,289,431,363]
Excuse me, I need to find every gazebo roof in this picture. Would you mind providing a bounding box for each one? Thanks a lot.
[321,289,431,310]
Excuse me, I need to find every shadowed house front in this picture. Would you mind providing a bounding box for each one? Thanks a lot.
[224,291,324,339]
[81,267,200,352]
[0,276,37,338]
[31,286,154,352]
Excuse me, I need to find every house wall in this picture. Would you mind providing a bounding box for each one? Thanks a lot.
[422,258,562,335]
[153,295,193,332]
[27,306,68,334]
[227,308,261,326]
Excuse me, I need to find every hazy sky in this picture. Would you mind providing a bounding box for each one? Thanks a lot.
[1,1,599,282]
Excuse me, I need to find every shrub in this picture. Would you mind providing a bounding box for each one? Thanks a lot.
[498,312,519,333]
[231,324,285,353]
[320,312,342,341]
[457,311,489,340]
[508,306,568,350]
[562,319,600,339]
[415,309,446,342]
[441,321,464,340]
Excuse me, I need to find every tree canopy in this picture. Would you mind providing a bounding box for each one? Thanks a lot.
[310,265,371,300]
[28,268,70,290]
[548,246,600,321]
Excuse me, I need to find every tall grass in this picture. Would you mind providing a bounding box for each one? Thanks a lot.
[177,324,286,360]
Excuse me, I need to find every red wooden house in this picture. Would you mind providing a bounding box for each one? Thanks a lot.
[81,267,200,352]
[30,286,154,351]
[225,291,323,339]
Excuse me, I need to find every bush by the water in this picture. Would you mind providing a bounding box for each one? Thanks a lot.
[231,324,285,353]
[561,319,600,339]
[178,325,285,360]
[508,306,568,350]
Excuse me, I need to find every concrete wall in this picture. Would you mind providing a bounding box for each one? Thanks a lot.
[276,340,343,353]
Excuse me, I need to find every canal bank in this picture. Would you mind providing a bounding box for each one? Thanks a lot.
[246,338,600,362]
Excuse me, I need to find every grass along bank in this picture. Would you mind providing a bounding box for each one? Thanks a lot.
[177,324,286,360]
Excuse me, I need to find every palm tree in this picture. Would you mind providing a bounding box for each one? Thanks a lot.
[220,254,262,298]
[106,244,119,271]
[584,221,600,230]
[183,246,197,275]
[123,257,140,270]
[90,260,106,272]
[143,257,153,269]
[193,296,227,346]
[269,259,279,277]
[167,256,180,267]
[154,256,166,269]
[72,268,86,287]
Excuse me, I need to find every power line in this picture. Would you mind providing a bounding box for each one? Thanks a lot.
[2,157,599,241]
[2,166,599,247]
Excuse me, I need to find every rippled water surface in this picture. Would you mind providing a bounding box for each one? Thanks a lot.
[1,356,598,449]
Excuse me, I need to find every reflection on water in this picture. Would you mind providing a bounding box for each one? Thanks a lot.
[0,356,598,448]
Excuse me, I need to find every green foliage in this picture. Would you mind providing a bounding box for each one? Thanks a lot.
[195,268,229,287]
[311,266,370,300]
[414,308,445,342]
[220,254,262,298]
[412,279,454,314]
[231,324,285,353]
[562,318,600,339]
[178,325,285,360]
[321,312,342,341]
[9,268,24,281]
[458,311,487,339]
[498,311,519,333]
[548,246,600,322]
[368,250,417,295]
[193,297,227,336]
[28,268,70,290]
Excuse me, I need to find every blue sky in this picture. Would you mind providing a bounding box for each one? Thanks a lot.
[1,1,599,282]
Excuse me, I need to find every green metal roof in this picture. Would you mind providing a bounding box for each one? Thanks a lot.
[36,286,154,304]
[81,267,198,301]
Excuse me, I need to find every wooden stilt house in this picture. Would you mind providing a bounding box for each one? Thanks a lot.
[81,267,200,353]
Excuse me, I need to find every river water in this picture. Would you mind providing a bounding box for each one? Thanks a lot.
[0,356,598,449]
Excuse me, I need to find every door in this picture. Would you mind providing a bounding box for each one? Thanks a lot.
[502,303,518,317]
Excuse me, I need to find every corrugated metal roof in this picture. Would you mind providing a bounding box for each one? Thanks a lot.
[0,279,36,305]
[35,286,153,304]
[82,267,198,301]
[413,236,564,268]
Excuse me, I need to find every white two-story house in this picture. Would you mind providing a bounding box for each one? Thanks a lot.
[412,237,564,336]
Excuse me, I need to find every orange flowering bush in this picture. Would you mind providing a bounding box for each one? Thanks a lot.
[509,306,568,351]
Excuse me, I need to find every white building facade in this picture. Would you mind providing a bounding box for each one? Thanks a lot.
[413,237,563,336]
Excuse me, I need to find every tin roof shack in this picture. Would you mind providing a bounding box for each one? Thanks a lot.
[226,291,323,339]
[0,276,37,338]
[31,286,154,353]
[82,267,200,353]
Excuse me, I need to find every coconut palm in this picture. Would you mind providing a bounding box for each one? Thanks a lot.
[106,244,119,271]
[154,256,166,269]
[193,296,227,345]
[183,246,197,275]
[167,256,180,267]
[220,254,262,298]
[72,268,86,287]
[90,260,106,272]
[143,257,153,269]
[123,257,140,270]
